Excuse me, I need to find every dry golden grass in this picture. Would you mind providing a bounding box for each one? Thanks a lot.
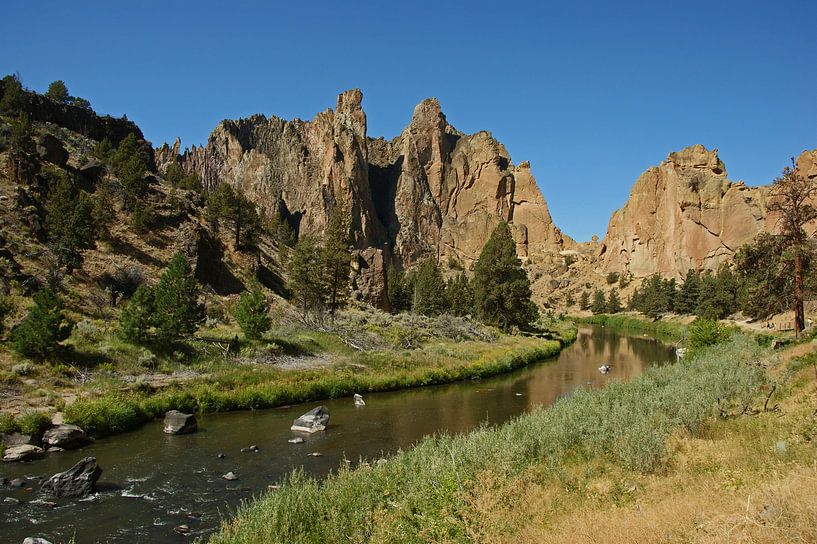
[451,343,817,544]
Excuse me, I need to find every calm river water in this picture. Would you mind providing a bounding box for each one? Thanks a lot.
[0,326,674,543]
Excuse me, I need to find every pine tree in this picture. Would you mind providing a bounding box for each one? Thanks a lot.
[43,167,97,273]
[287,236,326,319]
[153,253,203,341]
[322,209,351,319]
[11,288,73,359]
[412,259,448,316]
[119,284,155,343]
[446,271,474,317]
[579,290,590,310]
[233,280,271,340]
[735,233,802,320]
[112,134,147,211]
[472,221,537,330]
[387,266,411,313]
[206,183,261,250]
[606,288,622,313]
[591,289,607,315]
[675,269,702,315]
[0,74,26,114]
[7,112,36,183]
[45,80,69,103]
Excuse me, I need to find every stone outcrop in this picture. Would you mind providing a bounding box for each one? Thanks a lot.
[159,91,571,306]
[596,145,775,279]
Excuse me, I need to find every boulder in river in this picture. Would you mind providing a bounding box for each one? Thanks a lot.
[288,437,305,444]
[221,471,239,481]
[40,456,102,498]
[163,410,198,435]
[2,444,45,462]
[290,406,330,433]
[23,538,54,544]
[42,424,89,450]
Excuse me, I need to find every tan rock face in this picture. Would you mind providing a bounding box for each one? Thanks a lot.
[596,145,817,280]
[162,90,569,305]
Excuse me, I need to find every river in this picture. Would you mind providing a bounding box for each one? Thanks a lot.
[0,326,675,543]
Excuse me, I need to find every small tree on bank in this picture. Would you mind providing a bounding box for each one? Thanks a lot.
[288,236,326,319]
[11,289,73,359]
[119,284,155,343]
[579,290,590,311]
[233,280,271,340]
[606,288,622,313]
[591,289,607,315]
[153,253,203,342]
[412,259,448,316]
[387,266,411,314]
[472,221,537,330]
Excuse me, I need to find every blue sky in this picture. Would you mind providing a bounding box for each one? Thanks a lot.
[2,0,815,241]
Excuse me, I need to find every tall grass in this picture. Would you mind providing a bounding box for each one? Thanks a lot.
[207,335,767,544]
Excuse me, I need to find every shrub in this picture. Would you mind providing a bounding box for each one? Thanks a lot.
[688,317,731,354]
[16,411,51,436]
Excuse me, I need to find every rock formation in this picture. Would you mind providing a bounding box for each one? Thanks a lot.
[40,456,102,498]
[158,90,572,305]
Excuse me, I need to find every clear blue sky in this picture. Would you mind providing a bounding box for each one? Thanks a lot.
[2,1,815,241]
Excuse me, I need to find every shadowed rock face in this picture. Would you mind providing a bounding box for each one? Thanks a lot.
[597,145,773,279]
[157,91,571,305]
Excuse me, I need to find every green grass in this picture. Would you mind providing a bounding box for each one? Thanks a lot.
[206,334,768,544]
[573,314,687,342]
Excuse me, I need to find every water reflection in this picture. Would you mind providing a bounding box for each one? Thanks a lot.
[0,327,673,544]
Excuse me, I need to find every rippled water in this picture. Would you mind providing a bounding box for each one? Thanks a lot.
[0,326,674,543]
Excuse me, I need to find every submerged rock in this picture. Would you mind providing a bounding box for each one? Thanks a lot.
[23,538,54,544]
[290,406,330,433]
[163,410,198,435]
[42,424,89,450]
[221,471,239,481]
[2,444,45,462]
[354,393,365,407]
[288,437,305,444]
[41,456,102,498]
[173,525,190,535]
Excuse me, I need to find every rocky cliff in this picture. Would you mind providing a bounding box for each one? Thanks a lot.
[158,90,572,303]
[595,145,817,281]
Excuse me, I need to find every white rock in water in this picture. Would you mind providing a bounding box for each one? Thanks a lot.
[222,471,239,481]
[288,437,305,444]
[23,539,54,544]
[354,393,365,406]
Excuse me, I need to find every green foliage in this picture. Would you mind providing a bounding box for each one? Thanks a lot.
[0,74,26,114]
[130,202,155,234]
[0,412,17,434]
[696,266,738,319]
[119,284,155,343]
[565,292,575,307]
[675,269,702,315]
[43,166,97,273]
[579,290,590,310]
[606,288,622,313]
[412,259,448,317]
[472,221,537,330]
[387,266,411,313]
[16,411,51,436]
[687,317,731,354]
[234,280,271,340]
[11,288,73,359]
[45,80,69,103]
[207,183,261,249]
[591,288,606,314]
[446,271,474,317]
[91,137,114,163]
[322,209,351,318]
[574,314,686,342]
[163,162,201,191]
[288,236,326,319]
[153,252,203,342]
[0,294,13,333]
[606,271,620,285]
[70,96,92,111]
[91,181,117,238]
[112,134,148,210]
[629,274,676,318]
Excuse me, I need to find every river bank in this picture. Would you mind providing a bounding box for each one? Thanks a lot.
[206,327,775,544]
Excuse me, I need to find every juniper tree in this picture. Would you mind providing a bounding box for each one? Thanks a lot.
[446,271,474,317]
[233,280,271,340]
[11,288,73,359]
[207,183,261,249]
[322,210,352,319]
[153,253,203,342]
[118,284,155,343]
[287,236,326,319]
[579,290,590,310]
[591,289,607,315]
[472,221,537,330]
[606,288,622,313]
[387,266,411,313]
[412,259,448,316]
[43,167,97,273]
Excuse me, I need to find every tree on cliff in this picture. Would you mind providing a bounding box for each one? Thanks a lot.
[7,112,37,183]
[233,280,271,340]
[153,252,203,342]
[112,134,148,211]
[472,221,537,330]
[0,74,26,114]
[46,80,69,103]
[206,183,261,250]
[767,160,817,336]
[412,259,448,316]
[43,166,98,274]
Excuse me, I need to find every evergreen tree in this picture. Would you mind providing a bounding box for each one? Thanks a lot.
[638,274,673,318]
[696,266,738,319]
[11,288,73,359]
[163,162,201,191]
[43,167,97,273]
[45,80,69,103]
[233,280,271,340]
[387,266,411,314]
[675,269,702,315]
[606,288,622,313]
[566,292,575,308]
[322,209,351,319]
[91,180,117,239]
[579,290,590,310]
[472,222,537,330]
[412,259,448,316]
[591,289,607,315]
[0,74,26,114]
[118,284,155,343]
[112,134,148,211]
[287,236,326,319]
[0,295,13,334]
[446,271,474,316]
[153,253,203,341]
[206,183,261,249]
[7,112,36,183]
[91,137,114,163]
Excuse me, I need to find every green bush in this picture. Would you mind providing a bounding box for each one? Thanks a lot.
[16,411,51,435]
[233,281,271,340]
[11,288,73,359]
[0,412,18,434]
[688,317,731,354]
